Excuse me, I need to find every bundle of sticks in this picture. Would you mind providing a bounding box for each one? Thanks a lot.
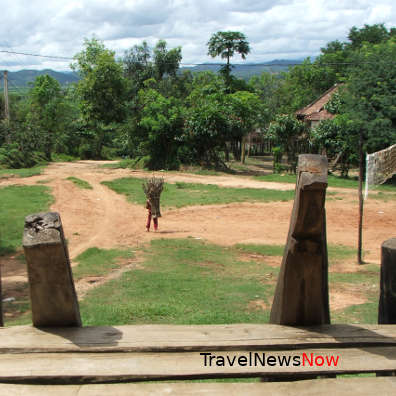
[142,176,164,218]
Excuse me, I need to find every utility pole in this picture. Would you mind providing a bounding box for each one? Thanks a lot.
[3,70,10,143]
[357,130,364,264]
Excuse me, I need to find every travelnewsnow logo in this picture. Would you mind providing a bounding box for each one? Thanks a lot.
[200,352,340,367]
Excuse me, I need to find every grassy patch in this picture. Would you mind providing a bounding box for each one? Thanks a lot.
[80,238,277,326]
[234,244,284,256]
[328,244,356,261]
[331,298,378,324]
[102,178,294,208]
[66,176,93,190]
[52,153,80,162]
[0,165,46,178]
[0,185,53,255]
[255,173,396,191]
[72,247,134,280]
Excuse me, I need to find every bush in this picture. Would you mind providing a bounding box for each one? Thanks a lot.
[0,144,47,169]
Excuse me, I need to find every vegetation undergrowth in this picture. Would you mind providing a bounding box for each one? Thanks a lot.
[0,165,46,179]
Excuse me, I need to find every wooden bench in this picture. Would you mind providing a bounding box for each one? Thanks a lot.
[1,154,396,394]
[1,324,396,394]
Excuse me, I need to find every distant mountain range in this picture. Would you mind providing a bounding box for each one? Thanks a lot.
[1,69,79,90]
[181,59,303,79]
[1,59,303,89]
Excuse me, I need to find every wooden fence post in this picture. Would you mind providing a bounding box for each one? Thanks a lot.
[270,154,330,326]
[0,263,3,327]
[23,212,81,327]
[378,238,396,324]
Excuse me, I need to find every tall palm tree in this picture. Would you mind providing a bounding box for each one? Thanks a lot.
[207,31,250,89]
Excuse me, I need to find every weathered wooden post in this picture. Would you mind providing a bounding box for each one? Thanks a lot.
[23,212,81,327]
[0,263,3,327]
[270,154,330,326]
[378,238,396,324]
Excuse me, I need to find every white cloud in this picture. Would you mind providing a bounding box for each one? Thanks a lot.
[0,0,395,70]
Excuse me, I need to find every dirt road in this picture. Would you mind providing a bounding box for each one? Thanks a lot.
[1,160,395,313]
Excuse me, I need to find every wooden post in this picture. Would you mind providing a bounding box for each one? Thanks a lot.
[0,262,3,327]
[241,136,246,164]
[357,131,364,264]
[3,70,10,144]
[378,238,396,324]
[23,212,81,327]
[270,154,330,326]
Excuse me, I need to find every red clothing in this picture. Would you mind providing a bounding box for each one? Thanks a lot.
[146,200,158,231]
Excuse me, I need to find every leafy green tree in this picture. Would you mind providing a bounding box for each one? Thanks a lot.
[348,24,391,49]
[207,31,250,89]
[123,41,154,95]
[72,38,126,158]
[226,91,262,162]
[133,87,184,170]
[153,40,182,80]
[249,72,284,126]
[267,114,306,173]
[341,38,396,154]
[27,75,63,160]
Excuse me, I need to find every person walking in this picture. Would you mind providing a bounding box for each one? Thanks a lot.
[146,199,158,232]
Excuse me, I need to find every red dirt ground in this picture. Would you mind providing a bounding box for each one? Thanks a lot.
[1,160,395,314]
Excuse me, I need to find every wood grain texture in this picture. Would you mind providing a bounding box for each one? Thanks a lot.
[0,378,396,396]
[23,212,81,327]
[270,154,330,326]
[0,347,395,383]
[379,238,396,324]
[1,324,396,352]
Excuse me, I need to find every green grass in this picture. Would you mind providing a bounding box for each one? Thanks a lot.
[52,153,80,162]
[79,238,278,326]
[66,176,93,190]
[72,247,134,280]
[0,165,46,178]
[100,159,132,169]
[328,244,356,261]
[255,173,396,191]
[6,239,381,327]
[102,178,294,208]
[0,185,54,255]
[234,243,284,256]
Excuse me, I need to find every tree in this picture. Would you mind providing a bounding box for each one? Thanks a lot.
[72,38,126,158]
[207,31,250,89]
[348,24,390,49]
[267,114,306,173]
[153,40,182,80]
[27,75,63,160]
[133,87,184,170]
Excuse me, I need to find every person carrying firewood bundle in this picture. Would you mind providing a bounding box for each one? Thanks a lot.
[143,176,164,232]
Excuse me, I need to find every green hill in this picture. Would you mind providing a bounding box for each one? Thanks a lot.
[1,69,79,89]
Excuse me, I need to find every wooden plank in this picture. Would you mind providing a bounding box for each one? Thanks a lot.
[2,324,396,352]
[0,347,396,383]
[0,378,396,396]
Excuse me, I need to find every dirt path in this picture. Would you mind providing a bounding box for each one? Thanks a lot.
[1,160,395,315]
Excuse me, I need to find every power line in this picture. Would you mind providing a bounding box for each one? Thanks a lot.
[1,48,395,68]
[0,49,73,60]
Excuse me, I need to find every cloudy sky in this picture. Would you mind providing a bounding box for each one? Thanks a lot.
[1,0,395,71]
